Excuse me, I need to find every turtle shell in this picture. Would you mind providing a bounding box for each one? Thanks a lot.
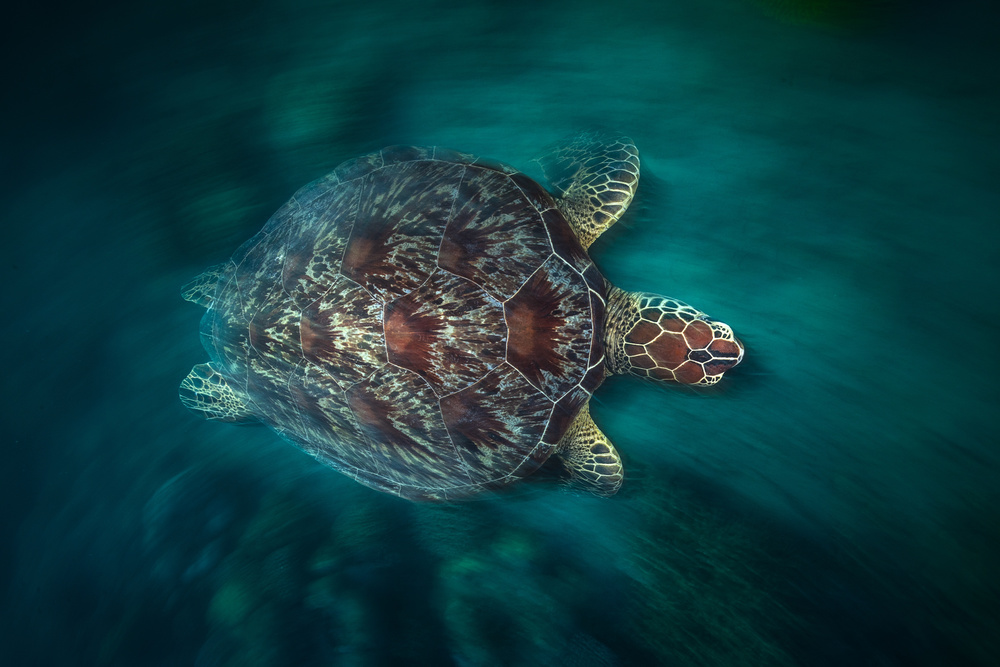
[200,146,608,500]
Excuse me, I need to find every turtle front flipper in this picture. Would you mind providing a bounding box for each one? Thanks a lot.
[555,403,624,497]
[535,132,640,250]
[181,262,229,308]
[179,363,257,423]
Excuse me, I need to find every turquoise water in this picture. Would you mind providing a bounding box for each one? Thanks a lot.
[4,0,999,664]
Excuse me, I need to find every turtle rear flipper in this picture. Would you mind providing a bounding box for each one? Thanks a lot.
[182,263,229,308]
[555,404,623,497]
[535,132,640,250]
[180,363,257,423]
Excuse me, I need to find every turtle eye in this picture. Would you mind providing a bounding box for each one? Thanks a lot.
[688,349,712,363]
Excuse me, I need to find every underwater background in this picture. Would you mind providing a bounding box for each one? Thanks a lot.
[3,0,999,664]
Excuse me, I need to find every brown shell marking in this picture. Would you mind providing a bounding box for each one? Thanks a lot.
[346,365,461,490]
[439,362,554,482]
[504,253,592,401]
[199,147,607,499]
[384,269,506,397]
[342,160,465,302]
[300,274,386,387]
[438,167,553,301]
[281,175,362,310]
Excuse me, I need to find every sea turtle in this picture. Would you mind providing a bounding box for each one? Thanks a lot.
[180,132,744,500]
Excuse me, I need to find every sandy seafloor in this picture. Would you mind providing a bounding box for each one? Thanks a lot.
[3,0,999,665]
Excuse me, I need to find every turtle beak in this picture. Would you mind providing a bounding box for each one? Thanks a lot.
[706,333,744,375]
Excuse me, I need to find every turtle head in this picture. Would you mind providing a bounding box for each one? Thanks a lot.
[603,287,744,385]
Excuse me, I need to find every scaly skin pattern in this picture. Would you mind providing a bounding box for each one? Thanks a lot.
[536,132,640,250]
[178,362,253,422]
[189,146,607,500]
[603,286,744,386]
[556,403,624,497]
